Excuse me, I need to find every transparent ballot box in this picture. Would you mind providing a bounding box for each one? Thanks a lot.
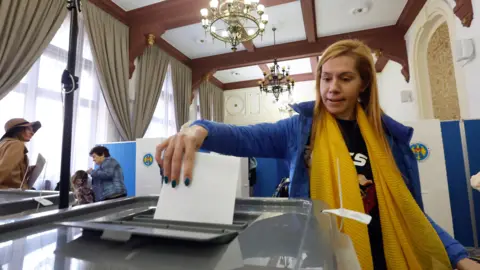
[0,189,74,220]
[0,196,340,269]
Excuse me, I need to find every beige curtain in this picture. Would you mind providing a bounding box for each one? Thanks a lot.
[171,58,192,131]
[0,0,67,100]
[199,81,223,122]
[212,86,224,122]
[132,46,170,138]
[84,1,133,140]
[199,81,213,120]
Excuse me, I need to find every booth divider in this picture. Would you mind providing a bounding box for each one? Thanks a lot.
[464,120,480,246]
[441,121,475,247]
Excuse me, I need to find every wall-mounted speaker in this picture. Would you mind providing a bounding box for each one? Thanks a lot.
[455,39,476,66]
[401,90,414,103]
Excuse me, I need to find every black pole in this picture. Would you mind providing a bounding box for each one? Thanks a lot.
[59,0,81,209]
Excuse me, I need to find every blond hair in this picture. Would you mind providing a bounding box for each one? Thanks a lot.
[311,39,390,152]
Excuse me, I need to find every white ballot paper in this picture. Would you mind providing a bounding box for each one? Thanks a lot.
[154,152,240,225]
[24,154,46,189]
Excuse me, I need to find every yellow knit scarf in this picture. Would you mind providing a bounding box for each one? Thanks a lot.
[310,106,451,269]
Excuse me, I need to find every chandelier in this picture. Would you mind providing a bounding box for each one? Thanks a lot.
[259,27,294,101]
[278,97,294,114]
[200,0,269,51]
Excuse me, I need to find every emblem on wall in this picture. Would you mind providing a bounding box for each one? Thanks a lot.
[410,143,430,161]
[143,153,154,167]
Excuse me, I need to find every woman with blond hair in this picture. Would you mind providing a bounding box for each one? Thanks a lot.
[155,40,477,269]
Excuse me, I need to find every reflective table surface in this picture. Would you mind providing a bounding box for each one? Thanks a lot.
[0,196,336,270]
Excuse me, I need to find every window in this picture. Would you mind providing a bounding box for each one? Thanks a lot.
[0,15,107,188]
[144,65,177,138]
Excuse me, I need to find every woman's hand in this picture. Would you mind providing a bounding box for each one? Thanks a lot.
[457,258,480,270]
[155,125,208,188]
[471,172,480,191]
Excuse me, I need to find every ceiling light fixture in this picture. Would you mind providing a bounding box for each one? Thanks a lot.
[259,27,294,102]
[200,0,268,52]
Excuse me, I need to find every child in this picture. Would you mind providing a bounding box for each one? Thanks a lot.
[71,170,94,205]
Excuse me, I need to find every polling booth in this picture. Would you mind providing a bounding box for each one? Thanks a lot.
[135,137,250,198]
[404,118,480,248]
[101,141,136,197]
[253,158,289,197]
[102,138,250,198]
[135,137,164,196]
[404,119,454,236]
[465,119,480,247]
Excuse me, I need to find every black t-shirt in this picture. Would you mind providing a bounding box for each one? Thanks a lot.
[304,119,387,270]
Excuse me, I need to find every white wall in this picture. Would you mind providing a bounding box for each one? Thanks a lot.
[223,65,415,126]
[377,61,418,122]
[405,0,480,119]
[223,80,316,125]
[454,0,480,118]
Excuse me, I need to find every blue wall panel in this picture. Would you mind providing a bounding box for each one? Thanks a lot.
[441,121,474,246]
[103,142,136,197]
[465,119,480,245]
[253,158,289,197]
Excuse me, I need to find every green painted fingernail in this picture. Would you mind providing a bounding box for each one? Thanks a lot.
[164,176,168,183]
[171,180,177,188]
[185,178,190,186]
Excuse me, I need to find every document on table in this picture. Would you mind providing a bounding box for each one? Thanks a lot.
[154,152,240,225]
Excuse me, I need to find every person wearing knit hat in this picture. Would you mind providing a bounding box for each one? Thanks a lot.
[0,118,41,189]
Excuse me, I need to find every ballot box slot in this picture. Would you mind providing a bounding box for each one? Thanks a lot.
[97,220,242,234]
[124,211,259,225]
[129,216,250,228]
[105,218,248,232]
[56,210,252,245]
[56,221,240,244]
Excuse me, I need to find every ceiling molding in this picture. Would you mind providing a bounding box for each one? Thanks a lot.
[156,38,191,66]
[128,27,191,78]
[127,0,297,31]
[375,55,389,73]
[454,0,474,27]
[258,64,270,74]
[309,56,318,75]
[88,0,128,24]
[242,41,256,52]
[396,0,427,33]
[91,0,415,86]
[193,69,217,90]
[127,0,208,29]
[126,0,294,75]
[129,24,167,78]
[209,76,225,90]
[192,25,410,88]
[300,0,317,43]
[223,72,314,90]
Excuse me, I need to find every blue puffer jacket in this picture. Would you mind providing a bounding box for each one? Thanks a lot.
[193,101,468,267]
[91,157,126,201]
